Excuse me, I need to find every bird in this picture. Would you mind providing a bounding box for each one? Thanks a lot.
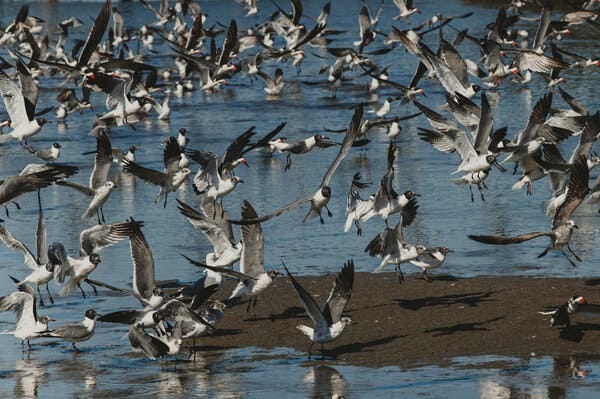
[282,259,354,358]
[409,247,453,281]
[23,143,61,163]
[540,296,600,328]
[392,0,420,21]
[230,104,363,225]
[469,156,589,266]
[0,60,49,144]
[257,68,284,96]
[123,136,191,207]
[40,309,98,352]
[0,276,54,351]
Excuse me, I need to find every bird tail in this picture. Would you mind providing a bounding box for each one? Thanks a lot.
[59,277,79,296]
[296,325,314,339]
[0,134,14,144]
[511,177,527,191]
[449,177,467,185]
[343,214,354,233]
[81,208,94,219]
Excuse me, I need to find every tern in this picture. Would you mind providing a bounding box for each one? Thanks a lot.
[283,259,354,358]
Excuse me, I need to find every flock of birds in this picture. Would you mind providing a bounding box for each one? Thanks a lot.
[0,0,599,362]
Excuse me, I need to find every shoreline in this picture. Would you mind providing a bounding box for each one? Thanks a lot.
[196,272,600,368]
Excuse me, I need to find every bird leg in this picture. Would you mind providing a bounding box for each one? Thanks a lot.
[163,193,168,208]
[87,280,98,295]
[72,342,81,352]
[395,264,404,283]
[284,154,292,171]
[21,340,25,352]
[12,201,21,210]
[77,282,87,298]
[468,184,475,202]
[477,184,486,202]
[27,339,33,351]
[354,220,362,236]
[537,247,549,259]
[4,206,9,218]
[307,342,314,358]
[46,284,54,305]
[561,249,578,267]
[325,205,333,218]
[245,299,253,313]
[527,182,532,196]
[37,286,46,307]
[567,244,582,262]
[100,207,106,223]
[319,212,325,224]
[321,344,326,359]
[96,209,102,225]
[512,163,518,175]
[423,270,430,282]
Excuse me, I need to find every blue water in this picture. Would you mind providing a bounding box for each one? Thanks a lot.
[0,0,599,397]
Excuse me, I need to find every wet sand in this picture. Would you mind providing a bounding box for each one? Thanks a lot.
[198,272,600,367]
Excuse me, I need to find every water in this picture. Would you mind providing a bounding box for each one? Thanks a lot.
[0,0,599,397]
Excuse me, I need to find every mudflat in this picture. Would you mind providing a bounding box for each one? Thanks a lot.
[199,272,600,367]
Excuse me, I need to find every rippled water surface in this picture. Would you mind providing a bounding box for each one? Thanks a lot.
[0,0,600,397]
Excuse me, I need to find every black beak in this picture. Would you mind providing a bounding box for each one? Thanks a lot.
[493,159,507,173]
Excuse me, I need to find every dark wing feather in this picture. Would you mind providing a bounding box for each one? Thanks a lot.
[123,159,167,186]
[468,232,551,244]
[321,259,354,325]
[90,131,113,190]
[78,1,111,67]
[229,194,313,225]
[553,155,589,228]
[282,263,328,330]
[129,223,156,299]
[128,325,169,360]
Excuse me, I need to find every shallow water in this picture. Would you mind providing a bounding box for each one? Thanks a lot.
[0,0,599,397]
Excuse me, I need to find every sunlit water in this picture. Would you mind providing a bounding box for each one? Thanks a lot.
[0,0,599,397]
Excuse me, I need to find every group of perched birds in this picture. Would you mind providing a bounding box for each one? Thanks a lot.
[0,0,599,362]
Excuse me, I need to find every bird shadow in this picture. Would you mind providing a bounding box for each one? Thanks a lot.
[244,306,307,322]
[423,274,459,282]
[424,316,506,337]
[394,291,496,311]
[584,278,600,287]
[326,334,406,358]
[209,328,242,337]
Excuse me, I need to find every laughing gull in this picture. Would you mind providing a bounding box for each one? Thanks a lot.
[257,68,284,96]
[23,143,61,163]
[0,204,58,306]
[0,276,53,350]
[409,247,453,281]
[123,136,191,207]
[56,131,116,223]
[344,172,374,236]
[469,156,589,266]
[282,259,354,358]
[279,134,338,171]
[393,0,420,21]
[128,323,177,360]
[41,309,98,352]
[231,104,363,225]
[0,60,49,144]
[365,198,420,281]
[177,199,242,267]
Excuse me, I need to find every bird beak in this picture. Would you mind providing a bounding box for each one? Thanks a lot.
[242,160,249,168]
[47,318,56,322]
[113,184,119,189]
[574,225,579,229]
[238,179,245,183]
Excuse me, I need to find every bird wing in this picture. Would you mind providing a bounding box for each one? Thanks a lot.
[186,149,216,169]
[239,201,264,277]
[321,104,363,187]
[0,224,38,270]
[129,222,156,300]
[36,204,47,265]
[176,199,237,253]
[123,159,168,187]
[365,226,398,258]
[90,131,113,190]
[0,68,29,127]
[163,136,181,176]
[77,0,111,67]
[473,92,493,155]
[321,260,354,326]
[0,288,36,332]
[230,194,313,225]
[182,256,256,282]
[242,121,287,154]
[217,19,237,67]
[446,92,481,132]
[558,87,588,116]
[79,220,143,256]
[282,263,328,330]
[55,180,95,196]
[552,155,589,229]
[221,126,256,172]
[128,325,169,360]
[16,60,38,122]
[97,309,144,325]
[156,299,212,329]
[0,167,75,207]
[468,232,551,244]
[418,127,457,153]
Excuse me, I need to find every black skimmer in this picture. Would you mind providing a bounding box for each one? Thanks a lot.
[282,259,354,358]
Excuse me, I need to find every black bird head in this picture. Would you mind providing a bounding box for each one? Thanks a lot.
[85,309,98,320]
[36,117,50,126]
[321,186,332,198]
[89,253,101,265]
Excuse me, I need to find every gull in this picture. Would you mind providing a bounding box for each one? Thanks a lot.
[201,200,281,312]
[177,199,242,267]
[230,104,363,225]
[0,60,49,144]
[128,322,182,360]
[23,143,61,163]
[56,131,116,223]
[365,198,420,281]
[279,134,338,171]
[365,97,395,118]
[0,202,58,306]
[344,172,374,236]
[52,220,142,298]
[124,136,191,207]
[0,164,78,217]
[40,309,98,352]
[0,276,54,351]
[409,247,453,281]
[112,145,138,166]
[469,156,589,266]
[282,259,354,358]
[257,68,284,96]
[393,0,420,21]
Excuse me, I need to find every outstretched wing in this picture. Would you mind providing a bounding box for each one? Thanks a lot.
[0,223,38,270]
[468,232,551,244]
[553,155,589,229]
[79,220,143,256]
[321,260,354,325]
[282,262,328,330]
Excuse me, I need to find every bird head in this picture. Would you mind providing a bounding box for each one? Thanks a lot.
[232,176,244,184]
[85,309,98,320]
[89,253,101,265]
[403,190,420,199]
[340,317,353,325]
[267,269,282,279]
[53,143,61,149]
[36,117,51,126]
